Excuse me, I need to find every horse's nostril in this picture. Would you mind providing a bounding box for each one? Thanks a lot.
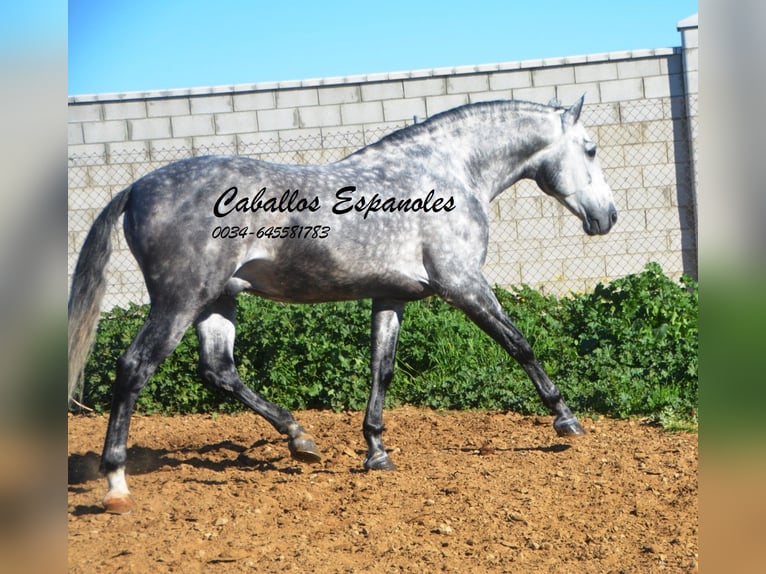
[610,208,618,225]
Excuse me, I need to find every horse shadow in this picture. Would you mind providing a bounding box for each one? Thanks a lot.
[454,443,572,456]
[68,439,571,487]
[67,438,304,488]
[68,437,314,515]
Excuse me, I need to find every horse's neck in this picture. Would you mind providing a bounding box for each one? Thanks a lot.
[343,105,560,202]
[459,108,560,201]
[410,108,559,200]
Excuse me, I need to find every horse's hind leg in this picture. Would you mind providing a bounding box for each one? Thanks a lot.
[363,299,405,471]
[446,278,585,437]
[101,304,199,514]
[195,296,321,463]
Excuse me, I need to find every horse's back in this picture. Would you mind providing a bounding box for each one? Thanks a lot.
[120,155,439,304]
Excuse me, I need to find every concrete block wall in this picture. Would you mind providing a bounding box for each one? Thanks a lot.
[69,17,698,309]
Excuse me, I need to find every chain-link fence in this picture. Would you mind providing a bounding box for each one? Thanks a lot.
[68,96,697,310]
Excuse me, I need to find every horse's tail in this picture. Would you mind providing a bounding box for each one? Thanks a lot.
[68,186,133,403]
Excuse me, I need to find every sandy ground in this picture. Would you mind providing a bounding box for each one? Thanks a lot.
[68,407,697,572]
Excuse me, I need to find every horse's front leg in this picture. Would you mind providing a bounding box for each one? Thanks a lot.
[448,279,586,437]
[363,299,405,470]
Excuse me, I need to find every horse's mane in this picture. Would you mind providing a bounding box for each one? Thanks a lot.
[350,99,560,157]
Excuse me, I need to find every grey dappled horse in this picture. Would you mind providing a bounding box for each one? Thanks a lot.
[68,96,617,514]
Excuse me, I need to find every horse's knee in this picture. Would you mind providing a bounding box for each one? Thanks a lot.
[506,331,535,364]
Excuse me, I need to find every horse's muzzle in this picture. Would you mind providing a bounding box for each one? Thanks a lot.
[584,205,618,235]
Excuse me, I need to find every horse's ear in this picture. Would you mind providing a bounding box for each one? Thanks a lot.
[562,94,585,128]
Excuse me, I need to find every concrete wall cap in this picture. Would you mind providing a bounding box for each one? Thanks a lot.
[68,48,678,105]
[677,13,698,30]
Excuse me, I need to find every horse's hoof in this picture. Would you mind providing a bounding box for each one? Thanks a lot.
[102,493,134,515]
[553,416,586,437]
[288,433,322,464]
[364,451,397,471]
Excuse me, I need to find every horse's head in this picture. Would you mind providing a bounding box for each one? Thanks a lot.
[533,96,617,236]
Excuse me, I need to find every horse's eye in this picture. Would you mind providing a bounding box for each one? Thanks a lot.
[585,142,596,158]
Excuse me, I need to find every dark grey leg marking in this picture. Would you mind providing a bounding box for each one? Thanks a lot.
[363,299,405,470]
[195,296,321,463]
[101,303,200,513]
[446,278,585,437]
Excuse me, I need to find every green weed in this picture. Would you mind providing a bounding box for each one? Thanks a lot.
[77,263,697,427]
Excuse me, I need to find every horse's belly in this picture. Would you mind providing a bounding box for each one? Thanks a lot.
[229,254,431,303]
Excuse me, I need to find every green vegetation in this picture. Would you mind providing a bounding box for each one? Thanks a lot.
[77,263,697,427]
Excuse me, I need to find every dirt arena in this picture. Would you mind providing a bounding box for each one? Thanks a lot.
[68,407,697,572]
